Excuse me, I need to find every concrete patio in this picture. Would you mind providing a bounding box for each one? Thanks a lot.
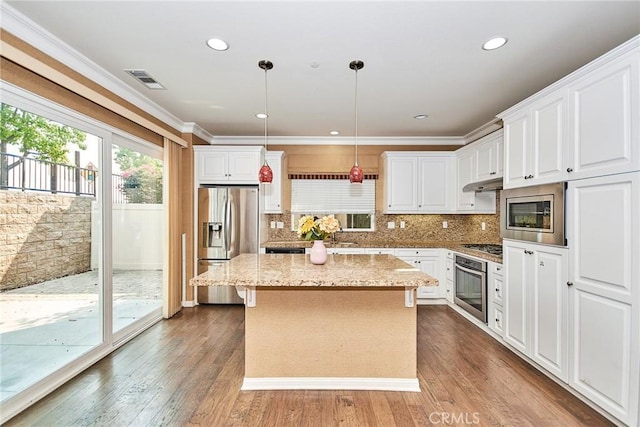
[0,270,162,402]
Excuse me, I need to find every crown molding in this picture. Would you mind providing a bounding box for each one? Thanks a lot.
[182,122,214,142]
[463,118,503,144]
[498,34,640,119]
[0,3,185,133]
[209,136,465,146]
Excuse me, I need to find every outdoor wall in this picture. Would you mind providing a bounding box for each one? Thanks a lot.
[91,204,163,270]
[0,190,92,291]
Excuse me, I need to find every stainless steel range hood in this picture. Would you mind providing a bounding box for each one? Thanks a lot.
[462,177,503,192]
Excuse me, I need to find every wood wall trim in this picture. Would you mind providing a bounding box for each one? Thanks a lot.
[0,37,188,147]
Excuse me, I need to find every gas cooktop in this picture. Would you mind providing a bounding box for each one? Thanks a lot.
[461,244,503,256]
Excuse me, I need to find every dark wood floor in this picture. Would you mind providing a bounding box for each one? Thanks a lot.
[5,306,613,426]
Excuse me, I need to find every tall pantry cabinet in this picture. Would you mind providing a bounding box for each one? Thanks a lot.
[499,35,639,427]
[566,172,639,425]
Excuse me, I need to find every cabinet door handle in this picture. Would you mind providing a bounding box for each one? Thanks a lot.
[567,167,573,173]
[388,205,391,208]
[490,171,497,175]
[524,250,534,255]
[567,281,574,286]
[496,267,502,271]
[418,205,422,208]
[495,288,500,292]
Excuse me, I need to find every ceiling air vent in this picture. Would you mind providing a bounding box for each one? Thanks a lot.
[123,69,165,90]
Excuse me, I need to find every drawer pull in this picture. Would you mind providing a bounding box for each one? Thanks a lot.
[567,167,573,173]
[567,281,574,286]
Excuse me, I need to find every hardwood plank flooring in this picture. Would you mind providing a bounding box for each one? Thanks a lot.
[4,306,614,427]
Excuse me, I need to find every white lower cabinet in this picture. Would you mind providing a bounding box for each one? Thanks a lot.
[364,248,396,255]
[326,247,365,255]
[503,240,568,382]
[566,172,639,426]
[395,249,443,299]
[444,250,454,303]
[487,262,504,337]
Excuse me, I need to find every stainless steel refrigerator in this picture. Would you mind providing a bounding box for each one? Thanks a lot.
[197,186,259,304]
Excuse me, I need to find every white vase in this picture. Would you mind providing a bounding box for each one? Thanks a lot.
[309,240,328,265]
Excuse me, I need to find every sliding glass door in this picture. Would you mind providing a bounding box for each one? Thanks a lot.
[111,139,163,337]
[0,85,164,418]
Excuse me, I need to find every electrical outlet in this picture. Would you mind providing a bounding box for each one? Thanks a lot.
[270,221,276,229]
[400,221,406,229]
[276,221,284,229]
[481,222,486,231]
[387,221,396,229]
[442,221,448,229]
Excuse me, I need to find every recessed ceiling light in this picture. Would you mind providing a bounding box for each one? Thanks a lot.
[414,114,429,120]
[256,113,267,119]
[330,130,340,135]
[482,37,508,51]
[206,38,229,51]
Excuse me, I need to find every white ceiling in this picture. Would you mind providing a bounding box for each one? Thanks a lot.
[4,1,640,139]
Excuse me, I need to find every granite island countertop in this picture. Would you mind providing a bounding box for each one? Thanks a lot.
[190,253,438,288]
[261,240,503,264]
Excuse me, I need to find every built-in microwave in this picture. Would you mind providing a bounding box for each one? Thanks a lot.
[500,183,566,246]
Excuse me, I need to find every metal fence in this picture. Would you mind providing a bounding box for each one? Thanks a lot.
[112,173,128,204]
[1,152,96,196]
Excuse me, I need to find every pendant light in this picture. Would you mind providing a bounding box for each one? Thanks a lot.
[349,60,364,183]
[258,60,274,183]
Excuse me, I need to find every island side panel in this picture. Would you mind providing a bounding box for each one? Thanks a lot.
[245,287,416,379]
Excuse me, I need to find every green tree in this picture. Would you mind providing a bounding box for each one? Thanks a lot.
[114,147,163,204]
[0,103,87,163]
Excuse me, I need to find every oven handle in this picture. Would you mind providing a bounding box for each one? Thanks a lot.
[455,263,485,276]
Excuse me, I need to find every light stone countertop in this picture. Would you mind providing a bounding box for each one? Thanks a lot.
[190,253,438,288]
[261,240,503,264]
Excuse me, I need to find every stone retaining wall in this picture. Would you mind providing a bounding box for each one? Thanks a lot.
[0,191,92,291]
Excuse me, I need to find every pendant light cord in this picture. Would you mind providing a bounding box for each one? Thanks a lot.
[354,66,359,166]
[263,67,269,159]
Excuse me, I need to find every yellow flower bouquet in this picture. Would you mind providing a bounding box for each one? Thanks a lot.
[297,214,340,241]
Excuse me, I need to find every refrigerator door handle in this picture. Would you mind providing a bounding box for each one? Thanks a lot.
[224,193,231,253]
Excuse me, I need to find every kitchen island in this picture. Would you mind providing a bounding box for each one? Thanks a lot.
[190,253,438,392]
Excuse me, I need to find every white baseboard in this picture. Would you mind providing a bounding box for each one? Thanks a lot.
[241,377,420,392]
[182,300,196,308]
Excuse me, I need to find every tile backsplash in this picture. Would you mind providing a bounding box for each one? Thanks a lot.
[266,194,501,244]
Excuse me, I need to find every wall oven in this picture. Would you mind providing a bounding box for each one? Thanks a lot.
[500,182,566,246]
[454,255,487,323]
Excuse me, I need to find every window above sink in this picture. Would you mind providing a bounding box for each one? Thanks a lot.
[290,179,375,232]
[290,213,375,232]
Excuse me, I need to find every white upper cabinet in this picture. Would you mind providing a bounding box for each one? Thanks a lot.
[194,146,263,185]
[503,90,566,189]
[566,51,640,180]
[455,146,476,211]
[417,155,455,212]
[382,154,418,212]
[455,144,497,214]
[500,38,639,188]
[262,151,284,213]
[382,152,454,213]
[474,129,504,181]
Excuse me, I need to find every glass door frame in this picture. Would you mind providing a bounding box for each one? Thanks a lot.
[0,82,163,423]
